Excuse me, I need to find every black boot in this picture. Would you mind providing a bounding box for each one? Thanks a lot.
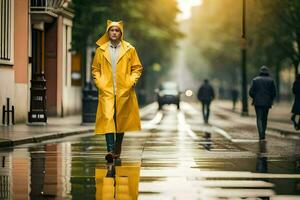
[291,114,297,130]
[105,152,114,164]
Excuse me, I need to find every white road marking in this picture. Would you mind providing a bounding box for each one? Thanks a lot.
[181,102,260,143]
[142,111,163,129]
[140,102,157,117]
[177,111,199,140]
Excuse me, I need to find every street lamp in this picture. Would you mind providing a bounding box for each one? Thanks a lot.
[241,0,248,116]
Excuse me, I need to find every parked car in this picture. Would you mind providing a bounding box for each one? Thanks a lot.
[156,81,180,110]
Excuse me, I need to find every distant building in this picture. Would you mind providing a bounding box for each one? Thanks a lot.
[0,0,81,123]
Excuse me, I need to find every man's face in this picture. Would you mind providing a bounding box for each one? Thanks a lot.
[108,26,122,42]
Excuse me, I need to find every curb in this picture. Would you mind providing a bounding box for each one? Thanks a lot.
[0,128,94,148]
[216,105,300,138]
[0,103,156,148]
[220,106,291,124]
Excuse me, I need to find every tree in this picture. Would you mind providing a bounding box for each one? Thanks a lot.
[187,0,300,100]
[187,0,242,87]
[247,0,300,99]
[267,0,300,77]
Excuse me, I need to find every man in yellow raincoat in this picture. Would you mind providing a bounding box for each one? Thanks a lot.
[92,20,143,172]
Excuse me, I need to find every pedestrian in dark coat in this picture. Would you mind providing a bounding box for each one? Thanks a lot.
[197,79,215,124]
[291,74,300,130]
[231,87,239,111]
[249,66,276,141]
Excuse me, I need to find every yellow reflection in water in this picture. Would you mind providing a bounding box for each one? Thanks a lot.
[95,163,141,200]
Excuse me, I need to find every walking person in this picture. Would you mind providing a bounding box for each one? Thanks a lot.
[249,66,276,141]
[231,87,239,111]
[92,20,143,176]
[291,74,300,130]
[197,79,215,124]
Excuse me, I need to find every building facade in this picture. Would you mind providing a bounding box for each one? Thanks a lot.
[0,0,81,123]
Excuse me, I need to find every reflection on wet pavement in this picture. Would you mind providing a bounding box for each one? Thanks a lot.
[0,103,300,199]
[201,132,212,151]
[95,163,141,200]
[257,142,268,173]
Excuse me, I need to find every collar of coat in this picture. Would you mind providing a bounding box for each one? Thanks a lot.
[98,40,132,65]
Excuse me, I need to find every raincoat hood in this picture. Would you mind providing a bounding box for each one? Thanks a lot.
[96,20,124,46]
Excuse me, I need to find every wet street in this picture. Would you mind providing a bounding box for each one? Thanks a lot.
[1,102,300,200]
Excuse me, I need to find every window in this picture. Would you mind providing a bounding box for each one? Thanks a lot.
[0,0,13,65]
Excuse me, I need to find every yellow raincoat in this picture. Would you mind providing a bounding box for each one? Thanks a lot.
[92,20,143,134]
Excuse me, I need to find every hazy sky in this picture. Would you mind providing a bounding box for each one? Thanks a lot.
[177,0,202,20]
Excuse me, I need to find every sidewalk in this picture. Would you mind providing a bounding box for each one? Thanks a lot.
[214,100,300,136]
[0,115,94,147]
[0,103,155,148]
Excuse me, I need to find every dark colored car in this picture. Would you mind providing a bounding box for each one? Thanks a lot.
[156,82,180,110]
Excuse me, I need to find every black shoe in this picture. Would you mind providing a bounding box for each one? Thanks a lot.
[291,115,297,129]
[105,152,114,164]
[291,114,296,121]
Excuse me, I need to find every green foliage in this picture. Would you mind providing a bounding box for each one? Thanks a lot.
[186,0,242,86]
[248,0,300,75]
[187,0,300,89]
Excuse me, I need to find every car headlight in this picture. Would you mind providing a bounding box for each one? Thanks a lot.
[185,90,193,97]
